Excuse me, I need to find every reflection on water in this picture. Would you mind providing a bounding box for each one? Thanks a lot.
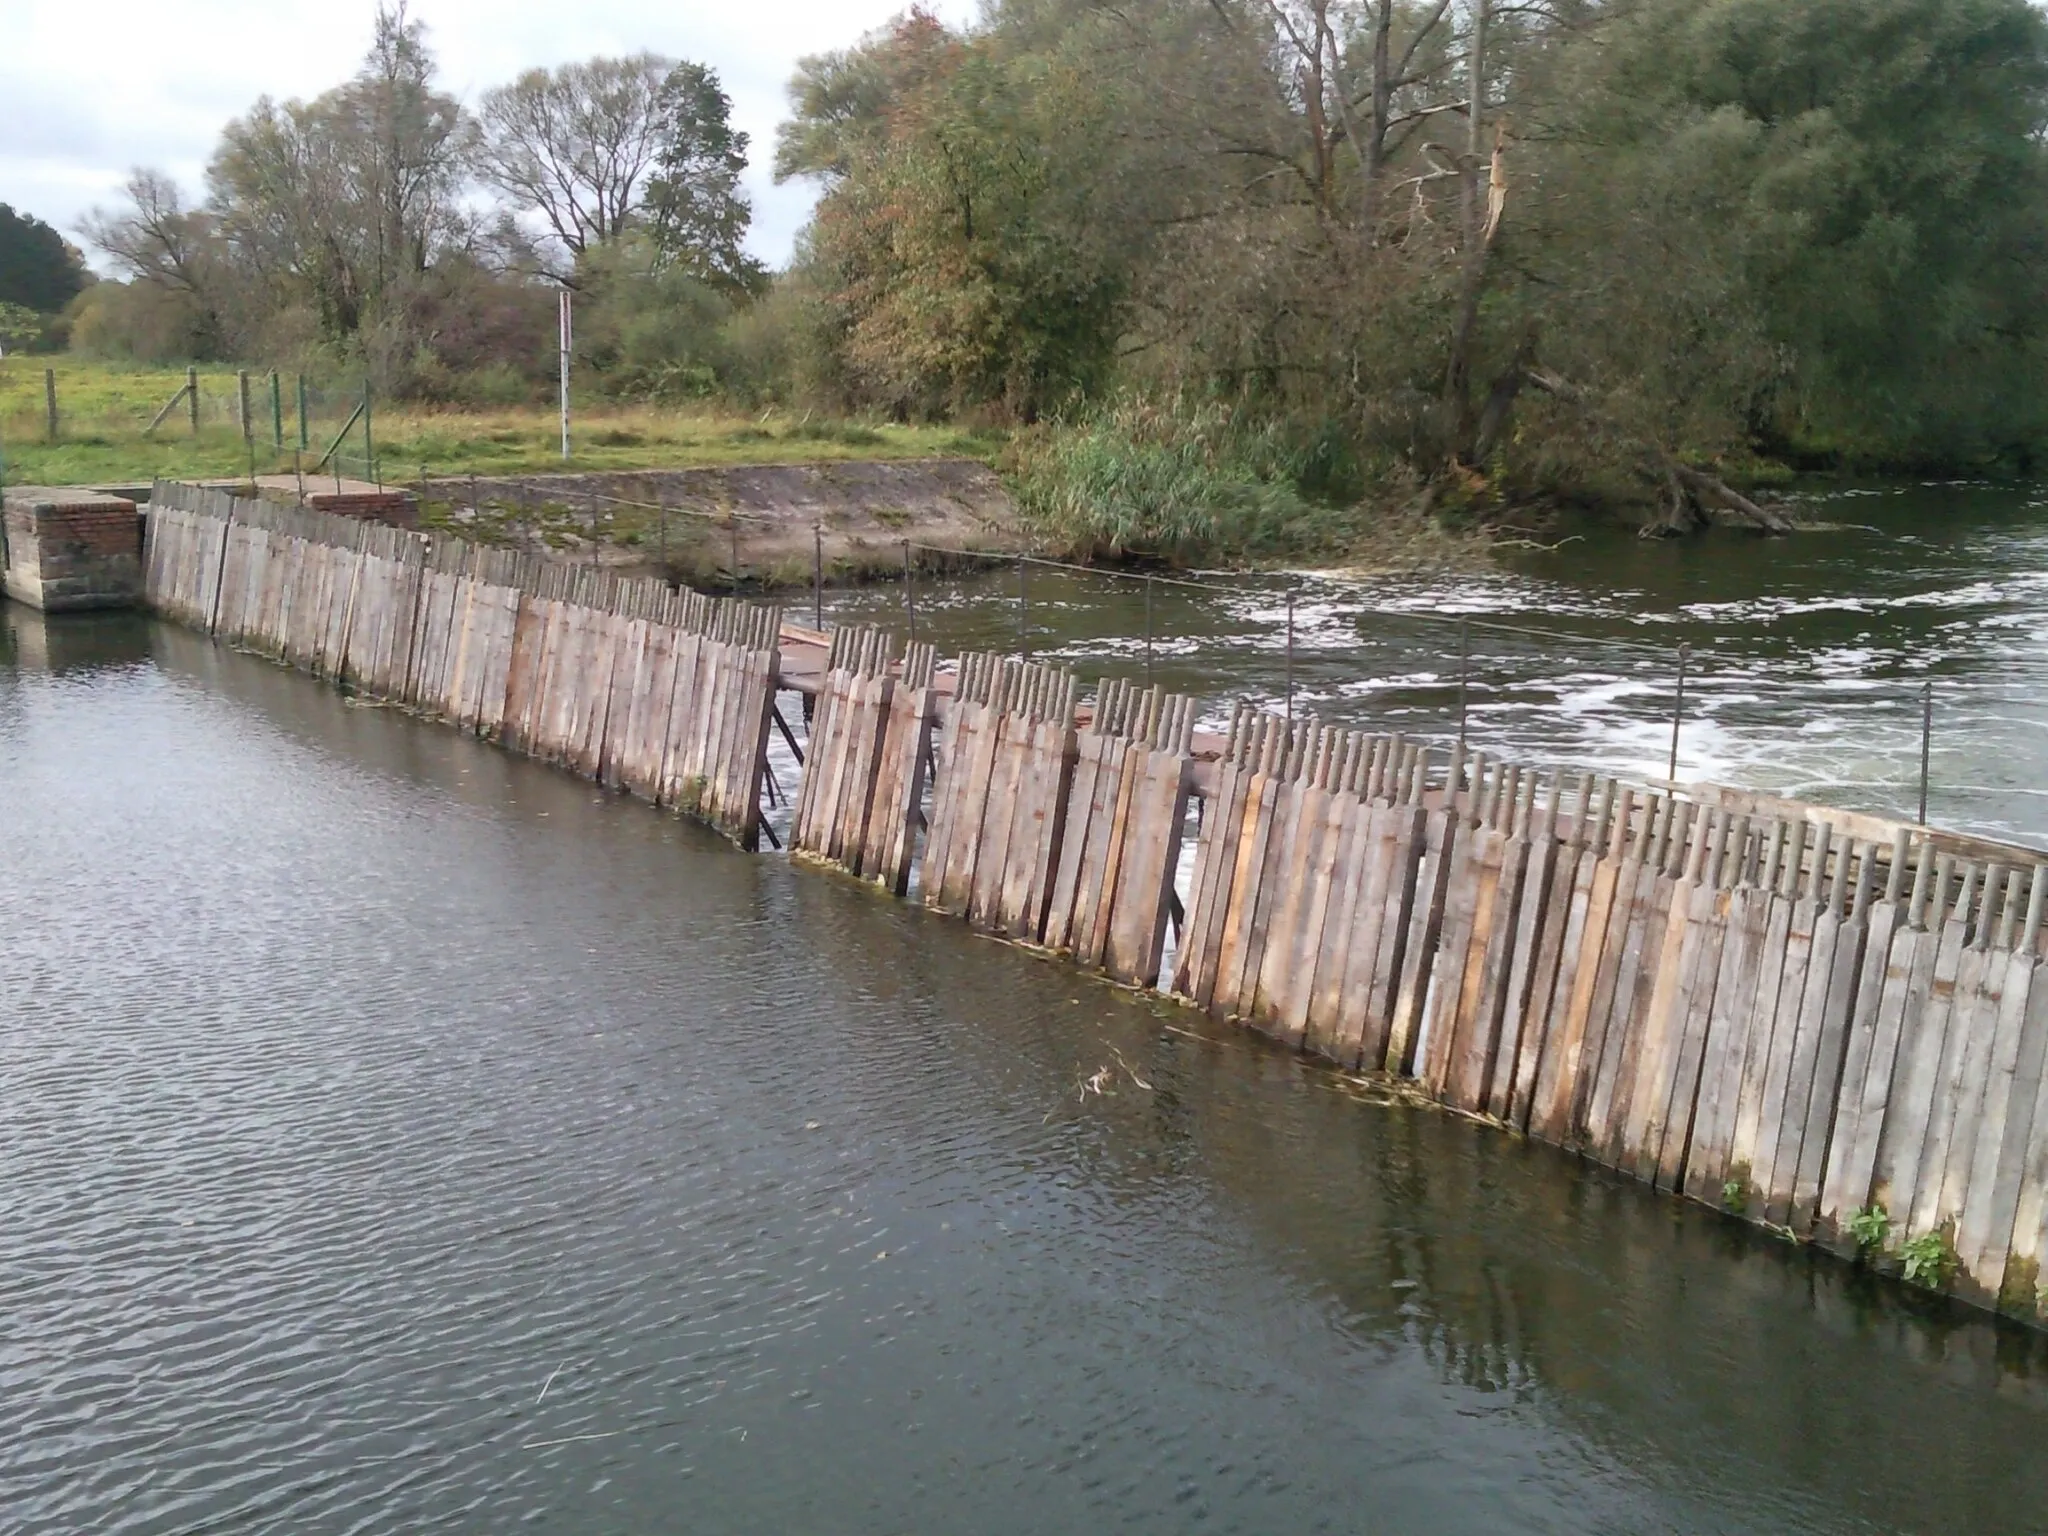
[826,481,2048,847]
[6,604,2048,1533]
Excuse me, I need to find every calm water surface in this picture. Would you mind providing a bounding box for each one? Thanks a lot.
[8,495,2048,1533]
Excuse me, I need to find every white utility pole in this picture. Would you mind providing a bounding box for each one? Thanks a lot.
[558,288,573,460]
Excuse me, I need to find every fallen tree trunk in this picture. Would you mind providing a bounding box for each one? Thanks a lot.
[1521,367,1795,538]
[1668,461,1797,534]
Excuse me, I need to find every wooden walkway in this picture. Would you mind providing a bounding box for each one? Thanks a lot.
[142,478,2048,1329]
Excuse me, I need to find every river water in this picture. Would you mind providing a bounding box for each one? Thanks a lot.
[827,479,2048,848]
[8,491,2048,1533]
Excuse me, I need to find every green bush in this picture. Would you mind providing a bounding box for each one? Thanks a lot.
[1848,1205,1891,1251]
[1900,1231,1955,1288]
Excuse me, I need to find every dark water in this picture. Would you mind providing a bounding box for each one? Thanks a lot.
[826,480,2048,848]
[9,501,2048,1534]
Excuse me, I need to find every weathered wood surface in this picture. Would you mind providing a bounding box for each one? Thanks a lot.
[1010,677,1197,984]
[793,626,893,866]
[144,479,781,847]
[792,629,944,891]
[862,645,939,897]
[143,475,2048,1332]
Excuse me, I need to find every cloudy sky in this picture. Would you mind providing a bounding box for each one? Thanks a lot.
[0,0,977,272]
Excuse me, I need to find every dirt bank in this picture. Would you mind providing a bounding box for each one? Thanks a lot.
[419,459,1024,587]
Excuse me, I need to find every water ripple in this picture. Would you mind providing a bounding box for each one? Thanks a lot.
[7,613,2048,1533]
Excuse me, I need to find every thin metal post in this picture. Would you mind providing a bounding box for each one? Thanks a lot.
[362,381,376,487]
[1455,618,1469,761]
[1017,555,1029,659]
[187,366,199,435]
[296,374,309,450]
[270,371,283,448]
[903,539,916,643]
[1919,681,1934,825]
[1284,582,1296,724]
[1667,642,1691,784]
[44,367,57,442]
[238,370,252,445]
[558,288,572,460]
[813,523,824,628]
[1144,574,1155,686]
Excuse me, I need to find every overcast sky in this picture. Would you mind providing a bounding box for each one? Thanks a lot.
[0,0,978,273]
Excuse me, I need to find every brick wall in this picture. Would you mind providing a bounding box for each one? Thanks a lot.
[3,497,143,610]
[19,502,144,558]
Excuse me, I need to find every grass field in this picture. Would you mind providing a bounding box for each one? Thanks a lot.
[0,358,997,487]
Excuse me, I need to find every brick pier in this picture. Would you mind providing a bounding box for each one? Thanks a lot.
[2,489,145,611]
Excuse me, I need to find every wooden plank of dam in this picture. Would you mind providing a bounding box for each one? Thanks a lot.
[141,480,784,849]
[862,644,940,897]
[138,476,2048,1334]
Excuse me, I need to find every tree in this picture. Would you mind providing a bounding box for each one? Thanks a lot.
[775,7,961,183]
[0,301,42,353]
[205,1,471,342]
[1504,0,2048,527]
[0,205,90,314]
[78,170,232,357]
[475,54,673,277]
[644,62,764,294]
[779,13,1134,418]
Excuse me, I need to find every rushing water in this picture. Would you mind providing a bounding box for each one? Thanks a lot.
[9,491,2048,1534]
[823,479,2048,849]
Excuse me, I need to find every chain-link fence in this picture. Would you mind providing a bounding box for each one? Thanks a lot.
[0,361,385,487]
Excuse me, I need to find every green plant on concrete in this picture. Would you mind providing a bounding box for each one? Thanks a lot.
[1848,1205,1891,1251]
[1900,1231,1955,1288]
[1721,1180,1746,1214]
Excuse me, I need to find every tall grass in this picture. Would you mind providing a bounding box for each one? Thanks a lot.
[1005,399,1369,561]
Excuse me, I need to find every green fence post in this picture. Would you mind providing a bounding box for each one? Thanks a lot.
[187,366,199,435]
[270,372,283,449]
[238,370,252,446]
[44,368,58,443]
[362,381,375,487]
